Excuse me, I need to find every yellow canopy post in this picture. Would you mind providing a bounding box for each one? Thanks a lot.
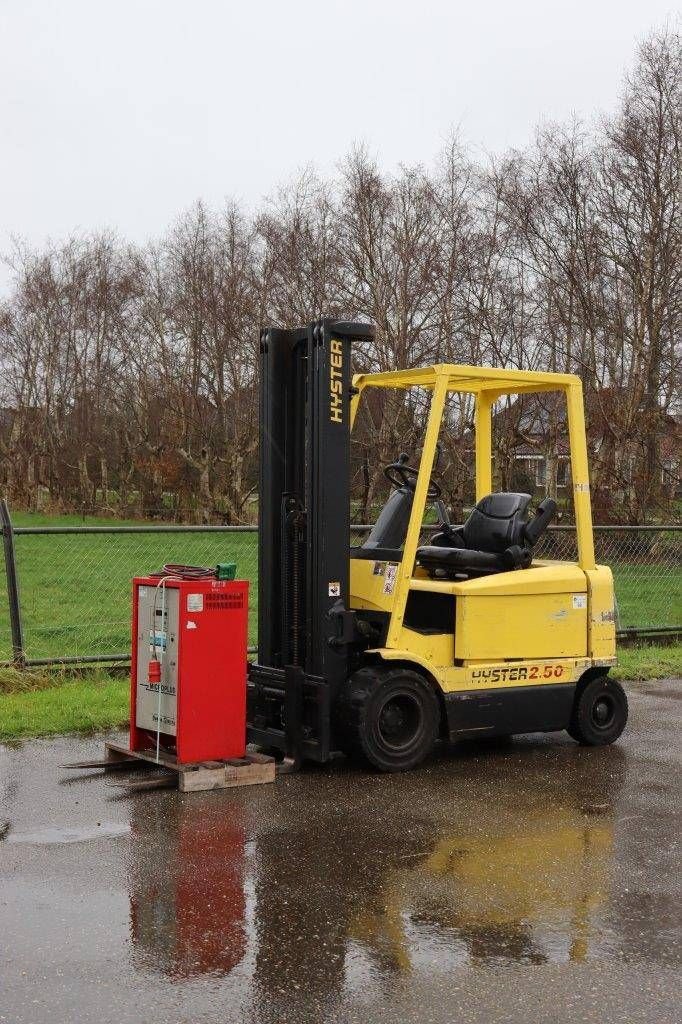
[387,372,449,647]
[566,381,595,570]
[474,392,493,500]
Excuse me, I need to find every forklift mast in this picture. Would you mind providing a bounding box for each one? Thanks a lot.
[248,319,375,762]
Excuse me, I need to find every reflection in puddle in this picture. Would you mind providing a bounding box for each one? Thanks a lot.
[129,799,249,979]
[349,814,612,971]
[126,745,628,1011]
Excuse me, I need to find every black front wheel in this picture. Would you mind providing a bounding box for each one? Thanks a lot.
[335,666,441,772]
[568,675,628,746]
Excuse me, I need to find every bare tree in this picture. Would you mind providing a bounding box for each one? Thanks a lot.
[0,26,678,524]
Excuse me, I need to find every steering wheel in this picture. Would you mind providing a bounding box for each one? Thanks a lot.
[384,452,442,499]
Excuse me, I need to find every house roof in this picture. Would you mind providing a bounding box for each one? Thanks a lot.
[492,388,680,451]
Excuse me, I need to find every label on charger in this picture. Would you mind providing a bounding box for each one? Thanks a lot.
[187,593,204,612]
[149,630,167,652]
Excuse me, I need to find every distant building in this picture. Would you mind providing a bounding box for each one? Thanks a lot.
[492,391,681,499]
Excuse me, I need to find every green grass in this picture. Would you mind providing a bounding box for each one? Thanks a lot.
[2,512,259,660]
[613,568,681,631]
[0,669,128,741]
[612,642,682,682]
[0,643,678,741]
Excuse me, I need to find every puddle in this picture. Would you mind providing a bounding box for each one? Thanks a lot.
[5,822,131,845]
[126,785,621,983]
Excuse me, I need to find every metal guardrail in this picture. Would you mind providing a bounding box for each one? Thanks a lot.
[0,502,679,668]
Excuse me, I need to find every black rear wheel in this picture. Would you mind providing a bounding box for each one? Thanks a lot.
[568,675,628,746]
[335,665,440,772]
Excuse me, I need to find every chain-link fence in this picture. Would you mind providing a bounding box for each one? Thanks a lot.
[0,503,680,667]
[0,518,260,665]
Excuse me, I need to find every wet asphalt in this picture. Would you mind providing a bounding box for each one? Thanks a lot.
[0,680,680,1024]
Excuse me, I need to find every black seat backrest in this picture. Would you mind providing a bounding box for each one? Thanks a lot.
[361,486,414,551]
[461,493,532,554]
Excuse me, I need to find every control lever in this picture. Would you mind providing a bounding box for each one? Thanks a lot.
[523,497,558,546]
[434,499,451,528]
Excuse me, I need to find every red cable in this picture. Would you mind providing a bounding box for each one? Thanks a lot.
[149,563,216,580]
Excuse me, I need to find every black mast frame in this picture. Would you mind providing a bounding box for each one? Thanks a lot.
[247,318,375,764]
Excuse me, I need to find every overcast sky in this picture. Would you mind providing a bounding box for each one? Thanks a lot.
[0,0,676,293]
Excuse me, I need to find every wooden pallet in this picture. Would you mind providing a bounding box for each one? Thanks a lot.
[101,741,277,793]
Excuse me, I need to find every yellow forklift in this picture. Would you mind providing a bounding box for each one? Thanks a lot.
[247,320,627,771]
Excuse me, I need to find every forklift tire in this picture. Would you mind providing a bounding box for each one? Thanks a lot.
[567,675,628,746]
[336,665,440,772]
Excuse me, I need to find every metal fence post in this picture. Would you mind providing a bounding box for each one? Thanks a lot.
[0,499,25,668]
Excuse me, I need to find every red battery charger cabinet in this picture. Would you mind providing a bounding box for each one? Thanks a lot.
[130,577,249,764]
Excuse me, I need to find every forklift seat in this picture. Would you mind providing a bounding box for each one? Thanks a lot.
[416,493,557,578]
[351,486,414,561]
